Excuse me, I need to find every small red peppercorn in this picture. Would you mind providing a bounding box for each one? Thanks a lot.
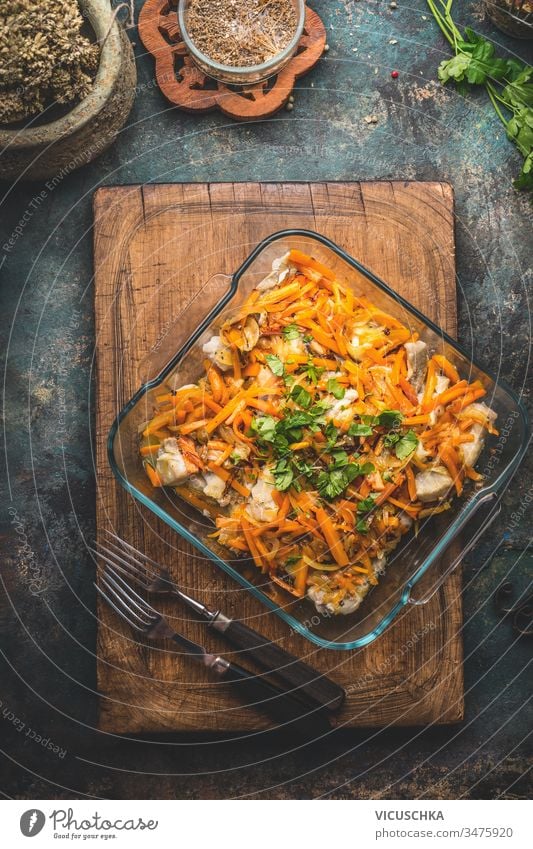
[391,70,399,79]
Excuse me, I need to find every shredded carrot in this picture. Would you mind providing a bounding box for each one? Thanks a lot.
[144,463,162,487]
[177,419,208,435]
[315,508,349,567]
[433,354,460,383]
[288,249,336,281]
[405,465,417,501]
[140,444,159,457]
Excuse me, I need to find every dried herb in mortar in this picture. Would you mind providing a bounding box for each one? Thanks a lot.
[0,0,100,125]
[186,0,298,67]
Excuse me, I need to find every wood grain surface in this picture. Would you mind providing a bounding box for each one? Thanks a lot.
[93,181,463,733]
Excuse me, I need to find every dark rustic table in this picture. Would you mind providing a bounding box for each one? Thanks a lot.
[1,0,531,799]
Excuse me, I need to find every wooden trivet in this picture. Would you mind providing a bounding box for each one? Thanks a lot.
[138,1,327,120]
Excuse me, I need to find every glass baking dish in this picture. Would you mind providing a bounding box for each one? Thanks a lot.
[108,230,529,650]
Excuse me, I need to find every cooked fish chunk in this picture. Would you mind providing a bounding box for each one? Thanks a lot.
[307,583,366,616]
[415,467,453,503]
[307,556,386,615]
[460,402,497,467]
[434,373,450,395]
[256,252,293,291]
[246,471,279,522]
[156,438,190,485]
[324,388,358,423]
[202,334,232,371]
[405,340,429,392]
[202,471,228,504]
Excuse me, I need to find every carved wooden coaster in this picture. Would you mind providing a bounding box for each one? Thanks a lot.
[138,0,327,120]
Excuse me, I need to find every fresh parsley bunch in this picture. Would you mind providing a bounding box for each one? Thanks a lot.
[427,0,533,193]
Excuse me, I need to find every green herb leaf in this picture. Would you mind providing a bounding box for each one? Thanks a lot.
[317,464,358,500]
[356,518,369,534]
[293,457,315,478]
[356,462,376,476]
[394,429,419,459]
[290,384,313,409]
[327,377,345,400]
[383,432,400,448]
[285,554,301,568]
[438,53,471,84]
[357,494,378,513]
[282,324,301,341]
[330,450,349,468]
[317,461,374,501]
[272,458,294,491]
[348,422,374,437]
[265,354,285,377]
[377,409,403,428]
[324,422,339,450]
[301,359,324,385]
[250,415,277,443]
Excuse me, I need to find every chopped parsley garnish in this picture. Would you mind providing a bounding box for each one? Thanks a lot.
[348,422,374,437]
[394,429,419,459]
[303,333,313,343]
[301,359,324,384]
[330,449,349,467]
[265,354,284,377]
[290,384,313,409]
[285,554,301,568]
[356,518,370,534]
[250,415,277,443]
[327,377,345,400]
[282,324,301,341]
[357,494,378,513]
[361,409,403,428]
[293,457,315,479]
[272,458,294,491]
[317,458,374,501]
[377,409,403,428]
[324,422,339,450]
[383,432,400,448]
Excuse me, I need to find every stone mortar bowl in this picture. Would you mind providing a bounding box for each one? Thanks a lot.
[0,0,137,182]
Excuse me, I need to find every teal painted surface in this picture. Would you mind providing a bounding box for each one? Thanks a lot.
[0,0,531,798]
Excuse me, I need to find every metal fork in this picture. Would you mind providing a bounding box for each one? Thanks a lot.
[94,531,345,713]
[94,563,331,734]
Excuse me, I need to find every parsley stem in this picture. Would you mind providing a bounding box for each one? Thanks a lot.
[426,0,455,46]
[486,82,508,128]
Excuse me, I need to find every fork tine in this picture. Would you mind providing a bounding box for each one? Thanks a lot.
[95,581,146,631]
[104,530,166,575]
[90,545,161,617]
[94,541,153,590]
[100,569,158,626]
[91,544,154,600]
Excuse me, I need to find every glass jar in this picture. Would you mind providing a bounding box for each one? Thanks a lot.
[485,0,533,39]
[178,0,306,85]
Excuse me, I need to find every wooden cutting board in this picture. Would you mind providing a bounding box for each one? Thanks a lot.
[93,181,463,733]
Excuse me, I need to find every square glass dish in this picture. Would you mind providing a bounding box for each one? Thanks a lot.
[108,230,529,650]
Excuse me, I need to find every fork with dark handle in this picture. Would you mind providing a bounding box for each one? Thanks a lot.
[95,565,332,736]
[99,532,346,713]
